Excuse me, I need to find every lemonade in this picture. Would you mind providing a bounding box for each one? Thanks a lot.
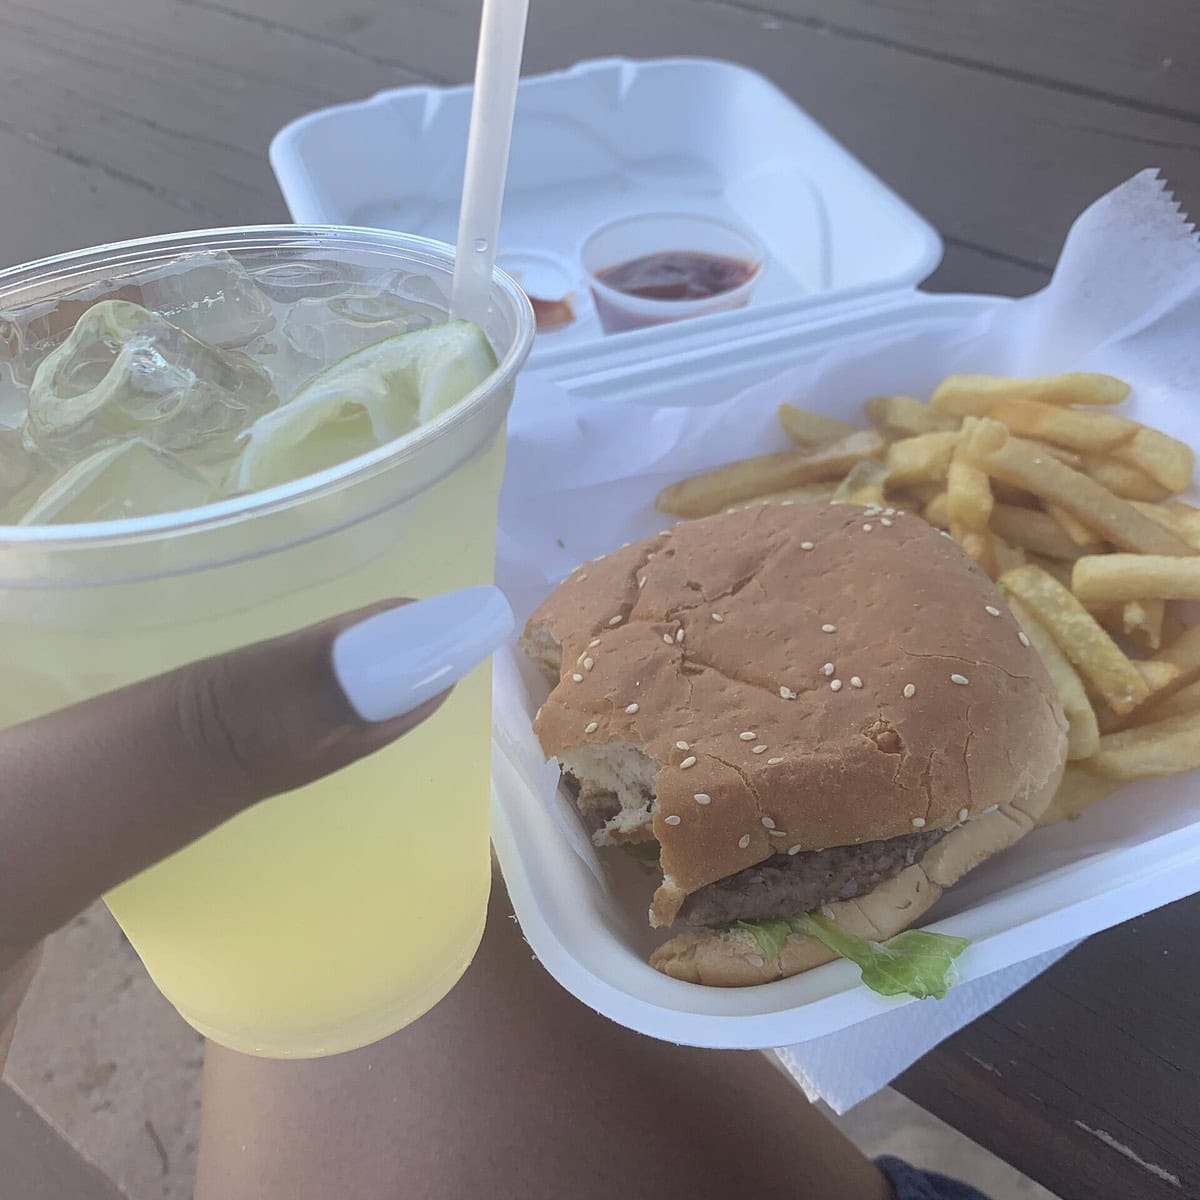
[0,229,534,1057]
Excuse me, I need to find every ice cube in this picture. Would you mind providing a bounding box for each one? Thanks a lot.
[15,438,217,526]
[246,257,384,304]
[0,425,37,502]
[273,293,434,381]
[27,300,278,462]
[133,250,275,348]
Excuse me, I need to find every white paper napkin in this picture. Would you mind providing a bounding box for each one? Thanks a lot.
[498,170,1198,1101]
[770,943,1078,1114]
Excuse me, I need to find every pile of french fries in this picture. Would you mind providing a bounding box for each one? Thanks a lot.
[655,372,1200,827]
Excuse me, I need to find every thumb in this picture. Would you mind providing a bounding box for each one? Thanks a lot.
[0,587,513,955]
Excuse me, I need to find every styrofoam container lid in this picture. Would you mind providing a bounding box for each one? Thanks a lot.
[270,57,942,354]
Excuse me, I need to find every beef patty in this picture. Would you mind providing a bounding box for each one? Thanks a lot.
[676,829,947,926]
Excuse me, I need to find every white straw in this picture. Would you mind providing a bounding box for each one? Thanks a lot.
[449,0,531,325]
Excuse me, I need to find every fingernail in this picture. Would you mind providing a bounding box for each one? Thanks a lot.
[332,586,515,723]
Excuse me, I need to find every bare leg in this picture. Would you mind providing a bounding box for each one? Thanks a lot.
[196,877,892,1200]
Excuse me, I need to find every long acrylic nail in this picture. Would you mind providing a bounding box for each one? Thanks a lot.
[332,586,515,723]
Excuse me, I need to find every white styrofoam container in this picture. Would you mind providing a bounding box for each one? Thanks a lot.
[270,57,942,354]
[270,62,1199,1048]
[489,292,1200,1048]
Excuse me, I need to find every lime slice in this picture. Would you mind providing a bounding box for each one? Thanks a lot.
[237,320,496,492]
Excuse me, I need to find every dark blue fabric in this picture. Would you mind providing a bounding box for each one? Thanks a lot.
[877,1156,994,1200]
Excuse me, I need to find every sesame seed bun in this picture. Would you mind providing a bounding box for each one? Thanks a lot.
[524,503,1067,980]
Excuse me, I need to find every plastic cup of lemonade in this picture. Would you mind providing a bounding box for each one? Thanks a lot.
[0,227,535,1057]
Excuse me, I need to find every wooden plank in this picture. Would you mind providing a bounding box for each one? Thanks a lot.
[1,0,1197,275]
[898,893,1200,1200]
[0,1083,126,1199]
[701,0,1200,119]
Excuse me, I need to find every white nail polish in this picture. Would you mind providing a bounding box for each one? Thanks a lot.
[332,586,515,723]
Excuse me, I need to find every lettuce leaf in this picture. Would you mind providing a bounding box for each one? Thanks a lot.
[731,913,969,1000]
[794,913,969,1000]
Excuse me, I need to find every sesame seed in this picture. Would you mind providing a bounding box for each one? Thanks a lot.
[576,573,588,582]
[625,703,640,714]
[1018,631,1031,647]
[663,633,675,645]
[676,741,690,751]
[903,683,917,698]
[711,612,724,623]
[584,657,595,671]
[780,499,795,506]
[767,756,785,765]
[664,814,681,826]
[585,721,599,734]
[769,830,787,837]
[752,745,767,754]
[638,576,647,588]
[822,662,835,677]
[572,673,584,683]
[747,954,766,968]
[589,639,601,648]
[959,807,969,822]
[780,686,797,700]
[881,517,894,527]
[739,731,757,741]
[912,817,927,828]
[761,816,776,829]
[801,541,815,551]
[986,605,1001,617]
[694,793,711,805]
[939,529,952,538]
[680,756,697,770]
[676,629,685,644]
[821,906,836,920]
[788,844,803,855]
[985,804,999,813]
[608,615,623,626]
[850,676,863,688]
[738,834,752,849]
[830,679,843,692]
[660,529,672,537]
[822,623,837,633]
[951,673,970,686]
[884,508,896,516]
[863,523,874,532]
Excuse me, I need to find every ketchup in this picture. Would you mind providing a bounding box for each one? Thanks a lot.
[596,251,756,302]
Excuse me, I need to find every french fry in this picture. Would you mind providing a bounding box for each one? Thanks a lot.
[832,458,890,506]
[958,530,997,577]
[989,504,1102,561]
[778,404,861,446]
[1104,623,1200,733]
[989,398,1139,453]
[1024,440,1086,471]
[946,425,994,535]
[1138,678,1200,723]
[1134,660,1183,694]
[960,421,1193,555]
[923,491,950,528]
[1007,595,1100,760]
[903,483,945,506]
[1122,599,1165,652]
[991,536,1027,575]
[1132,501,1200,551]
[1110,427,1195,493]
[931,372,1130,416]
[1088,710,1200,780]
[1044,503,1098,547]
[1038,765,1120,827]
[1072,555,1200,604]
[1082,455,1172,502]
[864,395,959,439]
[1026,554,1075,588]
[1000,564,1149,714]
[724,482,840,512]
[884,431,959,487]
[656,430,884,518]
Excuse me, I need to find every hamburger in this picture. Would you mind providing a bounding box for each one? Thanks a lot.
[523,503,1068,994]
